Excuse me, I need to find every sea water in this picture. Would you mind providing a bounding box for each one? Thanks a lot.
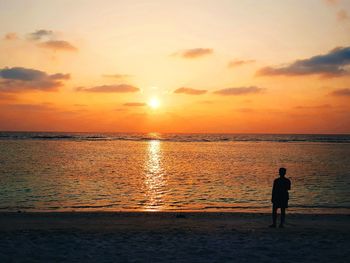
[0,132,349,213]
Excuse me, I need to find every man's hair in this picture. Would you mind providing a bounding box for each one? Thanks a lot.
[279,167,287,176]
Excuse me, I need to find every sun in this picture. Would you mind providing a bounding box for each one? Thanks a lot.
[148,97,160,109]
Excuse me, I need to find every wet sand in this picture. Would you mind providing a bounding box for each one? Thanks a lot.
[0,212,349,262]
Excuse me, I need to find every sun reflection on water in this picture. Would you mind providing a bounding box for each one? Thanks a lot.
[143,140,166,210]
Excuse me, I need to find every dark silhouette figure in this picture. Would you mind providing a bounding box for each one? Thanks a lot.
[270,167,291,228]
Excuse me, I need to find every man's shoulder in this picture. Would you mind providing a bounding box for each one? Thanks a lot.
[283,177,291,185]
[275,177,291,182]
[274,177,282,181]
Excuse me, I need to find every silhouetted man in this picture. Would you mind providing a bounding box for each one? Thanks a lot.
[270,167,291,228]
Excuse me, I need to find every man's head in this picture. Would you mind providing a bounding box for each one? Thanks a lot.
[279,167,286,177]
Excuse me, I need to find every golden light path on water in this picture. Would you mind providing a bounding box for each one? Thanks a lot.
[144,140,166,211]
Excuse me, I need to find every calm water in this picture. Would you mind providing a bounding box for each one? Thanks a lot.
[0,132,349,213]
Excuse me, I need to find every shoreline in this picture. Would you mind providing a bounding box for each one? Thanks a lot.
[1,209,350,214]
[1,207,350,215]
[1,211,349,231]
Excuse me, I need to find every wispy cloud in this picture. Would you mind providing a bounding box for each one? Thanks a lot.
[27,29,53,41]
[228,59,255,68]
[236,108,255,113]
[198,100,215,104]
[257,47,350,78]
[26,29,77,52]
[213,86,263,96]
[2,103,54,111]
[3,32,18,40]
[337,9,349,21]
[0,67,69,92]
[174,87,207,95]
[76,84,139,93]
[39,40,77,51]
[294,104,332,109]
[123,102,146,107]
[324,1,349,23]
[330,88,350,96]
[175,48,213,59]
[0,93,16,101]
[114,108,128,112]
[325,0,339,5]
[102,74,132,79]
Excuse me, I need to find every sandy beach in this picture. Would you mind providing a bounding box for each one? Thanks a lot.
[0,212,349,262]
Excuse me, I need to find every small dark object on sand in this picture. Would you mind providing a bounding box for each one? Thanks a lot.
[176,214,187,219]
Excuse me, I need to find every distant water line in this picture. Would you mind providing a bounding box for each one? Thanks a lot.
[0,132,350,143]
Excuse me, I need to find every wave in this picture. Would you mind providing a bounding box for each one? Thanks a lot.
[0,132,350,143]
[204,205,350,210]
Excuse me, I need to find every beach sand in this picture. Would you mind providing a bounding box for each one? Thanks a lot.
[0,212,349,262]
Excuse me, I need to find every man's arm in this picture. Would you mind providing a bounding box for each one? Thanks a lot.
[287,179,291,190]
[271,180,276,202]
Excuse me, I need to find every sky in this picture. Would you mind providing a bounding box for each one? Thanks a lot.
[0,0,349,133]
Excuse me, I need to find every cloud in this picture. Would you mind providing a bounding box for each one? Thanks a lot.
[323,1,349,23]
[28,29,53,40]
[103,74,131,79]
[198,100,215,104]
[0,93,16,101]
[0,67,69,92]
[176,48,213,59]
[236,108,255,113]
[174,87,207,95]
[330,88,350,96]
[1,67,46,81]
[77,84,139,93]
[114,108,128,112]
[26,29,78,52]
[213,86,263,96]
[294,104,332,109]
[39,40,77,51]
[325,0,339,5]
[337,9,349,21]
[123,102,146,107]
[3,32,18,40]
[2,103,54,111]
[258,46,350,77]
[228,59,255,68]
[50,73,70,80]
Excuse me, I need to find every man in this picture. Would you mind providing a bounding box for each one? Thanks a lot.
[270,167,291,228]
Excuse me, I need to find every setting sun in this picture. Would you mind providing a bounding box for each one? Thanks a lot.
[148,97,160,109]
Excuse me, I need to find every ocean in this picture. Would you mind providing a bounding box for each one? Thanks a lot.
[0,132,349,213]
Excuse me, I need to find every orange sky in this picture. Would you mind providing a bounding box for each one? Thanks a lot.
[0,0,349,133]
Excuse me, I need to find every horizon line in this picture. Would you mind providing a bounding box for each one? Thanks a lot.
[0,130,349,136]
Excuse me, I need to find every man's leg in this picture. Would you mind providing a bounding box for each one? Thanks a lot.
[270,205,277,227]
[280,207,285,227]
